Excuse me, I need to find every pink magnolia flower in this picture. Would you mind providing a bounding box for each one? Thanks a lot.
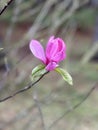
[29,36,66,71]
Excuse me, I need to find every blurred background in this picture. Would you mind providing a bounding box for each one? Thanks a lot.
[0,0,98,130]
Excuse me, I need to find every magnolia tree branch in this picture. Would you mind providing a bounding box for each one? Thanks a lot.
[0,0,14,15]
[5,0,23,43]
[33,91,46,130]
[0,81,98,129]
[0,71,49,102]
[48,82,98,129]
[0,86,60,130]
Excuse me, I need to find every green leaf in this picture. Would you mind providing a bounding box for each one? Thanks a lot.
[55,68,73,85]
[32,64,47,79]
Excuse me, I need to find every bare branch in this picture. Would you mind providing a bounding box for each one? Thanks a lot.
[0,0,14,15]
[0,85,62,129]
[33,91,46,130]
[81,42,98,65]
[5,0,23,43]
[48,82,98,129]
[0,71,49,102]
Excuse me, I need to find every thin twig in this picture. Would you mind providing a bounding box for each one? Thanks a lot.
[5,0,23,43]
[0,0,14,15]
[81,42,98,65]
[1,80,97,130]
[8,0,56,51]
[0,84,62,130]
[0,71,49,102]
[22,106,39,130]
[33,90,46,130]
[48,82,98,129]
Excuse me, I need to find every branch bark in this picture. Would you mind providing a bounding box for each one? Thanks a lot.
[0,71,49,102]
[0,0,14,15]
[48,82,98,129]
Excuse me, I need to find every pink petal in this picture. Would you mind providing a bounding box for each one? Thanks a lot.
[46,37,66,63]
[52,38,66,62]
[52,51,66,62]
[46,36,58,60]
[46,62,58,71]
[48,36,55,42]
[29,40,46,64]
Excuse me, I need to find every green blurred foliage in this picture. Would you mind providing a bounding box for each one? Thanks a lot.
[73,8,96,29]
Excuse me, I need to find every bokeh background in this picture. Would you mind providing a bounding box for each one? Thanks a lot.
[0,0,98,130]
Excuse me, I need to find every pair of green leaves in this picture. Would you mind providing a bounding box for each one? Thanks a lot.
[32,64,73,85]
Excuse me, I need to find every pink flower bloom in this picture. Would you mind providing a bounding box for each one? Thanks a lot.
[29,36,66,71]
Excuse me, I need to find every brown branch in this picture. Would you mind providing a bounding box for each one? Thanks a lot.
[48,82,98,129]
[0,0,14,15]
[0,71,49,102]
[0,85,61,130]
[33,91,46,130]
